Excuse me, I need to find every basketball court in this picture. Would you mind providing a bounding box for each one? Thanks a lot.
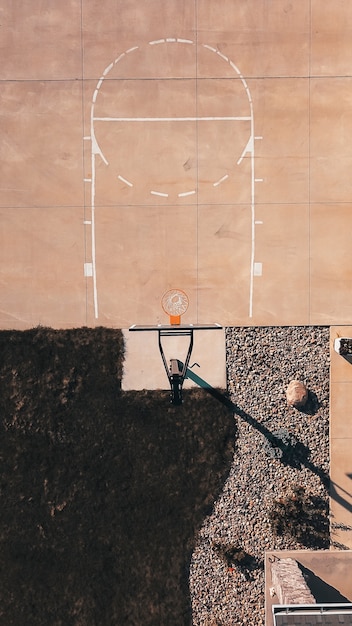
[0,0,352,388]
[1,0,352,331]
[1,0,352,385]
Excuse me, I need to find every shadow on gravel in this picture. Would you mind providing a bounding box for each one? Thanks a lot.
[0,328,235,626]
[298,390,320,416]
[211,540,263,579]
[269,488,329,548]
[184,380,352,551]
[184,368,348,514]
[185,377,328,480]
[190,378,352,516]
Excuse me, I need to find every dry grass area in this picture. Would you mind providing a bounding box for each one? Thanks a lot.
[0,327,235,626]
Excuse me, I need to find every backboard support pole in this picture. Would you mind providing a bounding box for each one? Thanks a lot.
[158,328,194,405]
[129,324,222,405]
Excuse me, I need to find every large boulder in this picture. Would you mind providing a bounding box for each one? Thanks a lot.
[286,380,308,408]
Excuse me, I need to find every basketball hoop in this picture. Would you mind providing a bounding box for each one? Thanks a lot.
[129,289,221,404]
[161,289,189,325]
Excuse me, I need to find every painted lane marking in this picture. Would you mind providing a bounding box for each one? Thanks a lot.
[84,262,93,277]
[255,220,263,225]
[103,62,114,75]
[91,133,108,164]
[213,174,229,187]
[151,190,169,198]
[115,53,125,63]
[149,37,193,46]
[237,136,254,164]
[84,220,92,225]
[118,174,133,187]
[84,178,92,182]
[125,46,139,54]
[254,262,262,276]
[93,116,251,122]
[217,51,229,62]
[203,44,217,53]
[178,190,196,197]
[255,178,264,182]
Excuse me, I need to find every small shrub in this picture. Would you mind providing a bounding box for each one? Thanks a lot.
[268,485,329,548]
[211,540,262,579]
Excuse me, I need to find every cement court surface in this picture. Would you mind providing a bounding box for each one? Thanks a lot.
[1,0,352,330]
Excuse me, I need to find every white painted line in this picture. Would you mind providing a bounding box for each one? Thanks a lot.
[245,88,252,104]
[237,136,254,164]
[254,262,262,276]
[151,190,169,198]
[166,38,176,42]
[203,44,217,53]
[84,262,93,277]
[84,178,92,182]
[103,62,114,75]
[255,135,263,140]
[126,46,139,54]
[255,220,263,224]
[83,136,91,140]
[217,51,229,62]
[177,38,193,44]
[149,39,165,45]
[118,175,133,187]
[93,116,251,122]
[114,53,125,64]
[91,133,109,165]
[213,174,229,187]
[90,119,99,319]
[178,190,196,197]
[97,78,103,90]
[229,60,241,76]
[92,89,98,103]
[84,220,92,225]
[255,178,264,182]
[91,135,99,155]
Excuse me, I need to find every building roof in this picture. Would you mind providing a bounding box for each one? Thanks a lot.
[266,552,352,626]
[273,605,352,626]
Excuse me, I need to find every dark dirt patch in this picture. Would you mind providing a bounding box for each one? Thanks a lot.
[0,327,235,626]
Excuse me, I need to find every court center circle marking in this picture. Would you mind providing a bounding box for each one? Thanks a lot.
[91,38,253,199]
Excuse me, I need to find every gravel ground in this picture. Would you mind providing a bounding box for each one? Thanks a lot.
[189,326,330,626]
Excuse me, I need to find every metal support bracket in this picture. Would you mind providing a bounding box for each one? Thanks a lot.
[158,328,194,405]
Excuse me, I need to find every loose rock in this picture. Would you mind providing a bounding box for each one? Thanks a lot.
[286,379,308,408]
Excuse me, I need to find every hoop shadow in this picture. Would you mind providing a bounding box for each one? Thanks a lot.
[184,366,352,516]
